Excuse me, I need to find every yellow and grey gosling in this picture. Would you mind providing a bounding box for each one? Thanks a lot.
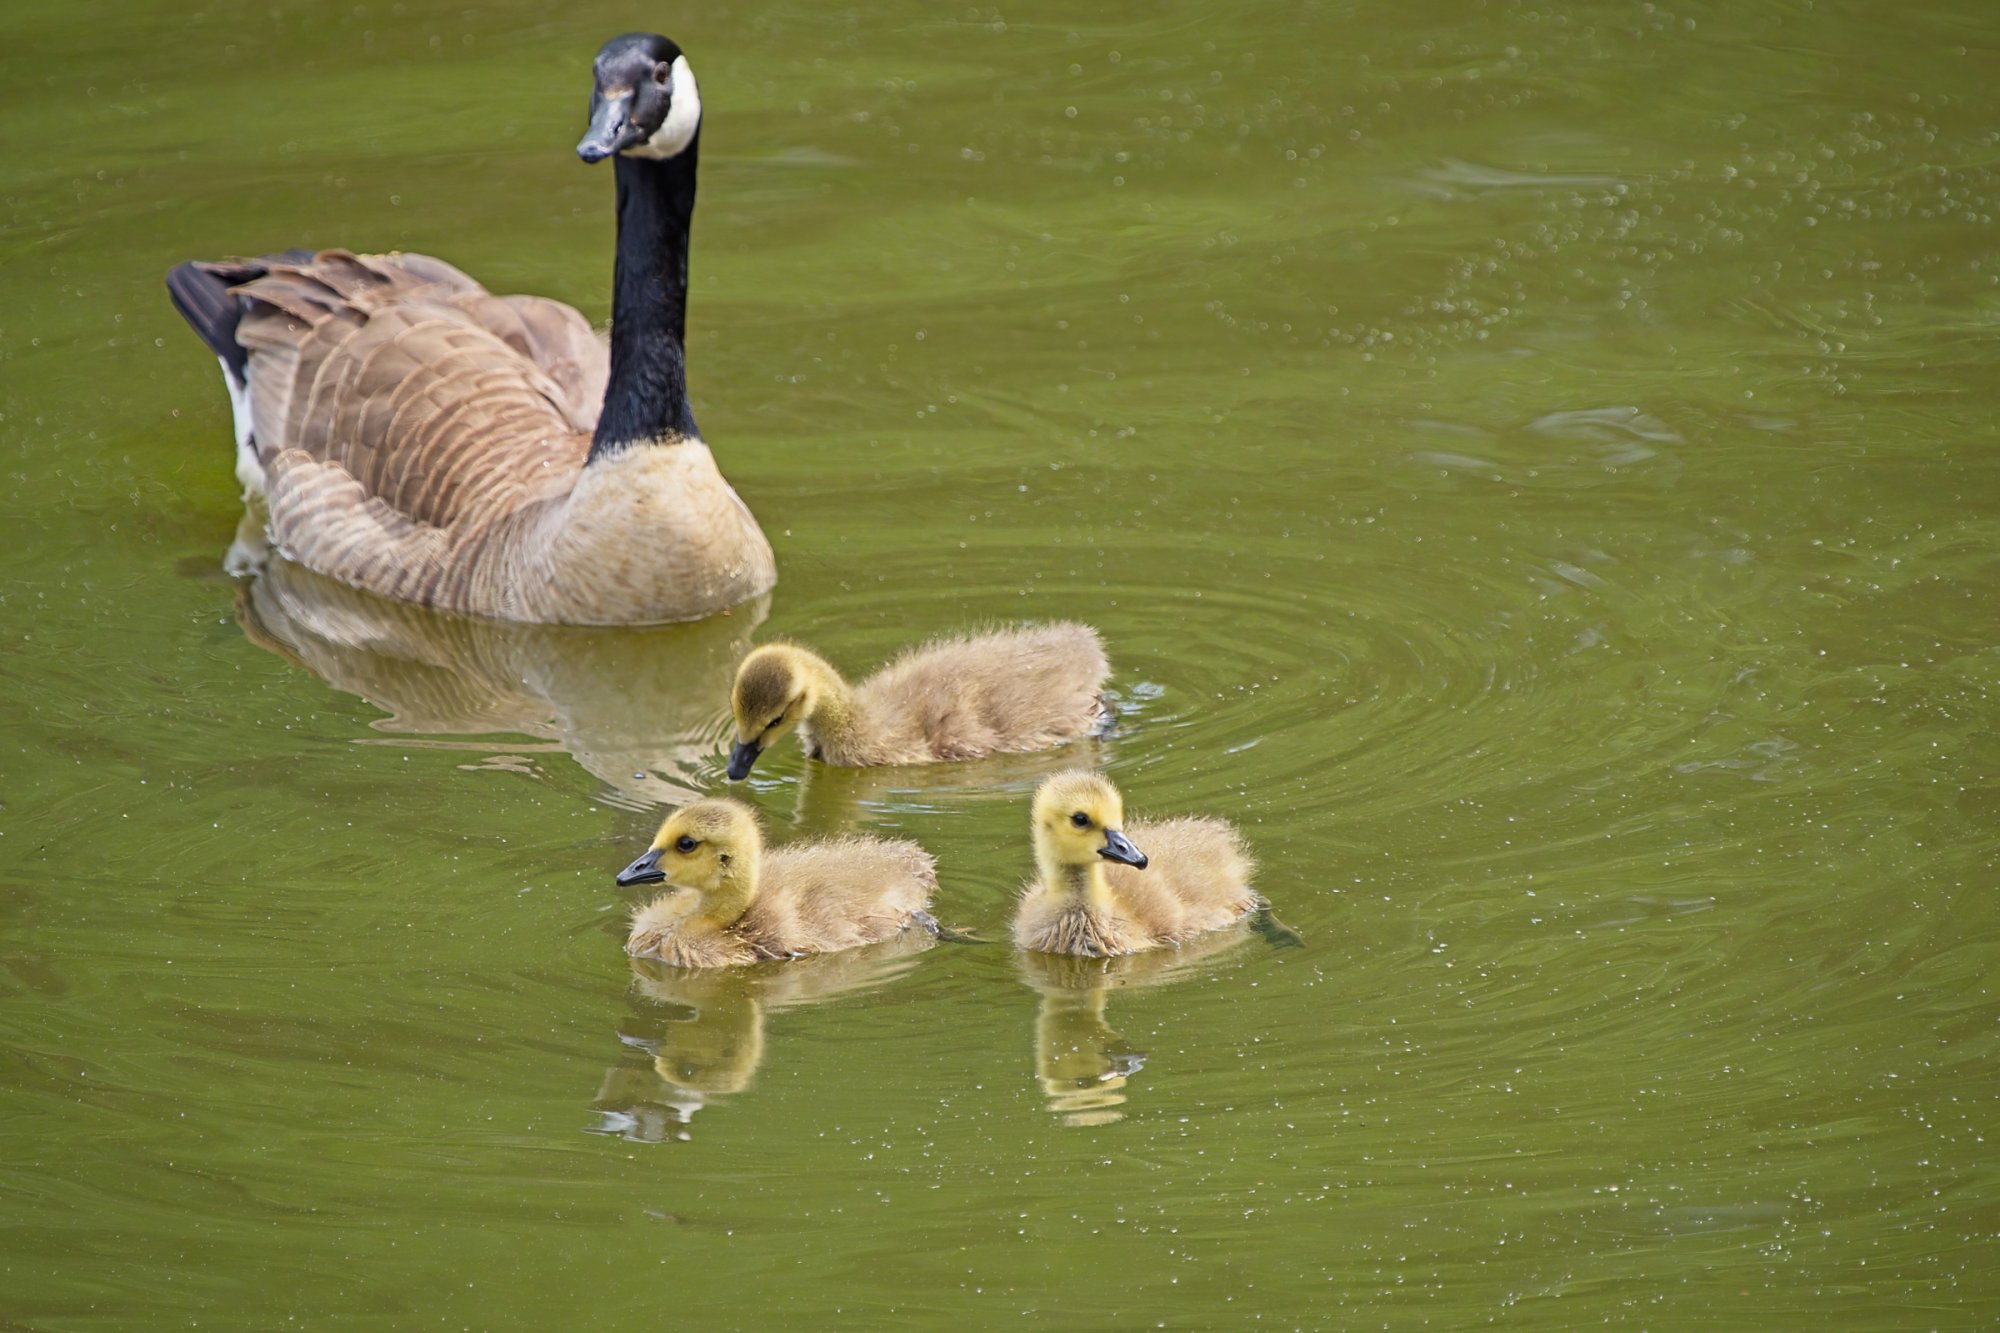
[725,624,1110,779]
[615,798,938,968]
[164,34,774,625]
[1012,771,1259,957]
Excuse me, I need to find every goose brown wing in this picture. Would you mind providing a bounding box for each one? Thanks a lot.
[455,293,608,433]
[228,250,600,532]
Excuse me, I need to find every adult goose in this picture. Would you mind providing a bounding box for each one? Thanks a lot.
[165,33,777,625]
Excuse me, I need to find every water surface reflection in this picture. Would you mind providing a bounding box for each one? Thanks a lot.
[591,935,934,1142]
[762,742,1116,836]
[236,557,764,806]
[1017,929,1257,1128]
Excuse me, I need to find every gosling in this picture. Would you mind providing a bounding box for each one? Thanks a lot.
[1013,771,1260,957]
[616,798,939,968]
[725,623,1109,779]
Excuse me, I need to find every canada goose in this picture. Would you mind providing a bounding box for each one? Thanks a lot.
[1013,770,1260,956]
[725,623,1110,779]
[165,32,775,625]
[616,798,939,967]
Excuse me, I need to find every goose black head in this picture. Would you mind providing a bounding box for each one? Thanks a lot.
[578,33,702,164]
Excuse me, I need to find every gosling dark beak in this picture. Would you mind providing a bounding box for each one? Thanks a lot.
[1098,829,1148,869]
[725,740,763,782]
[615,847,666,887]
[577,93,643,163]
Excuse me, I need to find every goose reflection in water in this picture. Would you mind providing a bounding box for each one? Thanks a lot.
[233,554,766,807]
[1017,926,1261,1128]
[590,934,933,1142]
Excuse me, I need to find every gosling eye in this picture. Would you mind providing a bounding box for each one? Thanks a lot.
[767,715,785,732]
[1070,811,1092,829]
[674,835,698,854]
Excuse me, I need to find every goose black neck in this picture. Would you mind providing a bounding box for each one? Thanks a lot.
[590,140,700,460]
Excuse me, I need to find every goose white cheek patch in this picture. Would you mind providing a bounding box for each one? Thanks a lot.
[625,55,701,160]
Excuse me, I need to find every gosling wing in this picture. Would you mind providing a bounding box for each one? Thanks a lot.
[757,839,939,955]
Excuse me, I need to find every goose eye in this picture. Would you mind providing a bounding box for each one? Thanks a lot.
[674,835,698,853]
[1070,811,1092,828]
[654,62,672,87]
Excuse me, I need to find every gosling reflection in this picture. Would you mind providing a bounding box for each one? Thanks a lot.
[235,556,766,806]
[778,742,1113,839]
[591,935,933,1142]
[1018,927,1254,1128]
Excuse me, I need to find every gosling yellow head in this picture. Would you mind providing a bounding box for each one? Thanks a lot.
[1032,770,1149,883]
[727,643,837,780]
[616,798,764,922]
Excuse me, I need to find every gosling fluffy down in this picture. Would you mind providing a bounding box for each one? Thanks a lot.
[1013,771,1259,957]
[726,623,1110,778]
[616,798,938,968]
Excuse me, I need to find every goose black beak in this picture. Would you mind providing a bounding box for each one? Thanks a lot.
[725,740,762,782]
[1098,829,1148,869]
[577,94,644,163]
[616,847,667,887]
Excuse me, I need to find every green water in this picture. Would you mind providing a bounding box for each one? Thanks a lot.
[4,0,1997,1325]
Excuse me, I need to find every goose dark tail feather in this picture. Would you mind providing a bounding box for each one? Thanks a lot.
[165,248,316,378]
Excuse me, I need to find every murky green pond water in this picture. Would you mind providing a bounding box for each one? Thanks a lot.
[4,0,1997,1326]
